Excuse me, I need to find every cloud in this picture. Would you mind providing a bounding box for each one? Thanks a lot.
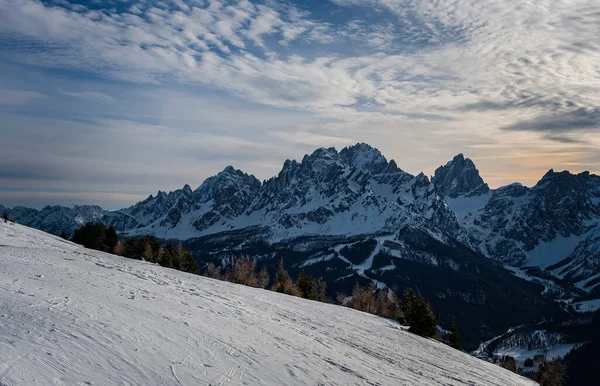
[60,90,115,102]
[0,84,348,205]
[2,0,597,129]
[330,0,600,129]
[542,135,588,145]
[1,0,600,208]
[268,131,356,147]
[245,5,283,47]
[503,108,600,133]
[0,89,46,106]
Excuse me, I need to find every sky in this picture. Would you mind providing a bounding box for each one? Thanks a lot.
[0,0,599,209]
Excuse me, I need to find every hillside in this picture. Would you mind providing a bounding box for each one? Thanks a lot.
[0,222,536,385]
[5,143,588,348]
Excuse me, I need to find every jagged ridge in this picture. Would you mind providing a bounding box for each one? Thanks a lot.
[3,143,600,295]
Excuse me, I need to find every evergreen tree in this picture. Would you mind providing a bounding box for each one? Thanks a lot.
[401,288,418,325]
[173,243,185,270]
[104,226,118,253]
[123,238,138,259]
[179,246,199,274]
[534,358,567,386]
[497,355,519,374]
[160,243,174,268]
[71,222,106,251]
[448,318,462,350]
[409,296,439,338]
[59,231,69,240]
[70,222,119,253]
[296,270,317,300]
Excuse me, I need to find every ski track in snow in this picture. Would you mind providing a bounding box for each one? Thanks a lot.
[332,235,397,286]
[0,223,536,385]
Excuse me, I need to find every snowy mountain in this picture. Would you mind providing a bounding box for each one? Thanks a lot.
[4,143,599,346]
[5,145,598,278]
[99,143,459,243]
[0,204,106,236]
[0,221,537,385]
[439,157,600,294]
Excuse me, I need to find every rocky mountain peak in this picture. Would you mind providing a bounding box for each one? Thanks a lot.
[156,190,168,200]
[303,146,337,160]
[300,147,341,174]
[196,166,261,194]
[432,154,489,198]
[339,143,387,171]
[534,169,598,194]
[182,184,194,199]
[296,143,390,176]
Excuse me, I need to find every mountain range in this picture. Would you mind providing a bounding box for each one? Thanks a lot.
[4,143,599,348]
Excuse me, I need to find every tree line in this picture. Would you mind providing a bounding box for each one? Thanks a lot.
[205,257,461,349]
[496,354,566,386]
[69,222,198,274]
[69,222,461,350]
[490,331,568,385]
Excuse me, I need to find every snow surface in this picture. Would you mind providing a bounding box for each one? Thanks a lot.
[572,298,600,313]
[525,234,587,268]
[495,344,578,368]
[0,223,536,385]
[445,192,492,223]
[504,266,565,297]
[330,235,402,289]
[576,272,600,291]
[354,235,397,275]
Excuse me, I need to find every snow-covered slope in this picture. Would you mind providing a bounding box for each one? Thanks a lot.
[434,156,600,293]
[541,216,600,290]
[0,222,535,385]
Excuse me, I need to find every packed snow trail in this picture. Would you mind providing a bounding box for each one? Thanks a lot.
[0,223,536,385]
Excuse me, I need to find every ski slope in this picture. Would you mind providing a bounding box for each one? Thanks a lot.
[0,222,536,385]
